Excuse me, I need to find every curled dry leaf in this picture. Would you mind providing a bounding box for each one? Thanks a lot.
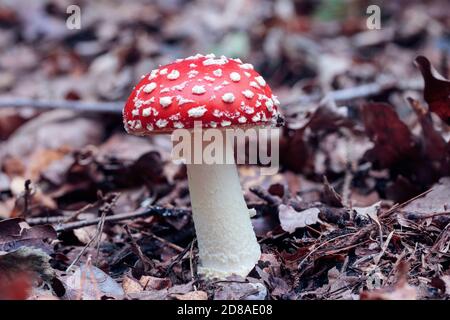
[65,263,125,300]
[213,281,267,300]
[278,205,320,233]
[122,275,143,295]
[362,103,417,168]
[415,56,450,125]
[0,218,56,253]
[173,290,208,300]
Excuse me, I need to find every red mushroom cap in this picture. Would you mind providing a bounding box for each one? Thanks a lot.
[123,54,281,134]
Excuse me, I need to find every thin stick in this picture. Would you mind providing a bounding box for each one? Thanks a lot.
[282,77,422,111]
[0,97,123,113]
[55,206,189,232]
[249,186,282,206]
[380,187,434,218]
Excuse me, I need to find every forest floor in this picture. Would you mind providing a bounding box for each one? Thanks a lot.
[0,0,449,300]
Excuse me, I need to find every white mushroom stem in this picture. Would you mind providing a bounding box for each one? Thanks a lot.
[186,139,261,279]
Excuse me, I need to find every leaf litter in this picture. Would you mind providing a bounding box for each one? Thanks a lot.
[0,0,449,300]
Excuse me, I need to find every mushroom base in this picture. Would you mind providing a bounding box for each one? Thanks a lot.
[186,161,261,279]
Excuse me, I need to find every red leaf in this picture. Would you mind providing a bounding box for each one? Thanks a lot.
[415,56,450,125]
[362,103,416,168]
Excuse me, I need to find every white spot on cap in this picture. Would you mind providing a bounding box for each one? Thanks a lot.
[169,113,181,121]
[272,95,280,106]
[177,96,194,105]
[128,120,142,129]
[160,96,173,108]
[146,123,154,131]
[192,85,206,95]
[173,122,184,128]
[221,120,231,127]
[188,105,207,118]
[188,70,199,78]
[132,109,139,117]
[239,63,254,70]
[242,90,254,99]
[209,121,217,128]
[172,81,188,91]
[143,82,157,93]
[252,113,261,122]
[229,72,241,82]
[159,68,168,75]
[213,109,223,117]
[142,107,158,117]
[148,69,159,80]
[243,105,255,114]
[249,81,260,89]
[160,88,170,93]
[255,76,266,87]
[213,69,222,77]
[203,57,228,66]
[244,72,251,77]
[156,119,168,128]
[204,76,215,82]
[214,85,223,91]
[238,116,247,123]
[265,99,274,111]
[189,63,197,68]
[221,93,235,103]
[167,69,180,80]
[232,58,243,63]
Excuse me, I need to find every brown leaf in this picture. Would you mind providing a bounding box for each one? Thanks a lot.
[122,275,143,295]
[360,261,417,300]
[415,56,450,124]
[322,176,343,207]
[173,290,208,300]
[400,177,450,221]
[65,263,125,300]
[362,103,417,168]
[0,218,56,253]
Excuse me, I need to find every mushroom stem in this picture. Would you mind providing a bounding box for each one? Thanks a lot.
[186,140,261,279]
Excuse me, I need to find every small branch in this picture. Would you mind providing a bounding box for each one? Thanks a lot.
[282,77,422,112]
[249,186,282,206]
[0,97,123,113]
[55,206,190,232]
[404,211,450,220]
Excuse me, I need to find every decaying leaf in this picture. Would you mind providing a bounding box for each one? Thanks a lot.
[65,263,125,300]
[278,205,320,233]
[415,56,450,124]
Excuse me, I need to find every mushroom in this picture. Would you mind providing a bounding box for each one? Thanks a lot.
[123,53,282,278]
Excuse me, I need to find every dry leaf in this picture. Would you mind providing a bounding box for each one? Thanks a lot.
[278,205,320,233]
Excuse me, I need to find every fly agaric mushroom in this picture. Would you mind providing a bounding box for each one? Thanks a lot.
[123,53,282,278]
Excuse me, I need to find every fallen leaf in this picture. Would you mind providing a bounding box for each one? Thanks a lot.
[65,263,125,300]
[415,56,450,124]
[278,205,320,233]
[173,290,208,300]
[122,275,143,295]
[213,281,267,300]
[362,103,417,168]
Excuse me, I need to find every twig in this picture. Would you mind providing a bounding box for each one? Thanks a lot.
[140,230,184,253]
[379,187,434,219]
[189,238,196,282]
[0,97,123,113]
[55,206,189,232]
[124,225,155,273]
[249,186,282,206]
[22,180,32,216]
[282,77,422,112]
[404,211,450,220]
